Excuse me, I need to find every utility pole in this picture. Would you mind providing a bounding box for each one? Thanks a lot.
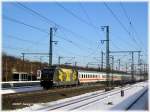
[126,63,128,73]
[22,53,25,72]
[111,56,114,71]
[75,61,77,67]
[110,50,141,83]
[111,56,114,88]
[101,51,104,70]
[40,56,42,69]
[131,52,134,82]
[49,27,57,67]
[58,56,63,65]
[118,59,120,71]
[101,26,110,90]
[5,57,8,81]
[138,51,142,80]
[30,63,32,81]
[49,28,53,67]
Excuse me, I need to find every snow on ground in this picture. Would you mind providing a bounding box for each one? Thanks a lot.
[16,81,148,111]
[129,90,148,110]
[1,85,43,94]
[77,82,148,110]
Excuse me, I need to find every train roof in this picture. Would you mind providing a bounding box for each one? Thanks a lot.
[43,65,128,74]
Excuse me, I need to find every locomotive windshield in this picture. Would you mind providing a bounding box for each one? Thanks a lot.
[41,68,55,80]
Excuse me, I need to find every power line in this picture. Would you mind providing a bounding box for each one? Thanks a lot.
[111,40,121,50]
[79,3,100,37]
[3,15,49,34]
[4,34,47,45]
[56,2,99,31]
[103,2,130,35]
[4,15,95,54]
[119,2,143,50]
[15,2,95,44]
[57,31,94,51]
[16,2,57,27]
[13,2,97,53]
[111,33,138,50]
[3,45,35,52]
[103,2,141,50]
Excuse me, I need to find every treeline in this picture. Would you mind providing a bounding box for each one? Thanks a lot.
[2,53,134,81]
[2,53,48,81]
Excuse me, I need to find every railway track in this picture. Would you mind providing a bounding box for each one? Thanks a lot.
[2,83,106,95]
[33,85,133,111]
[25,81,147,111]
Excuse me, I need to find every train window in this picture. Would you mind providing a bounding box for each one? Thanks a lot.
[22,74,24,80]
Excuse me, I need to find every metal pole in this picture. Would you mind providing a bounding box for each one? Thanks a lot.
[106,26,110,89]
[118,59,120,71]
[75,61,77,67]
[126,63,128,73]
[111,56,114,87]
[138,51,142,80]
[49,27,53,67]
[30,63,32,81]
[22,53,25,72]
[101,26,110,90]
[40,56,42,69]
[5,57,8,81]
[101,51,103,70]
[131,52,134,82]
[58,56,62,65]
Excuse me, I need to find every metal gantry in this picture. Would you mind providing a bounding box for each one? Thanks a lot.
[110,50,141,82]
[101,25,111,90]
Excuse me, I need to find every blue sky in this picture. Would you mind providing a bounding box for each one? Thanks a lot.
[2,1,148,70]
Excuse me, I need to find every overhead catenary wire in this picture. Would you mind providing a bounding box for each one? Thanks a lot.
[4,34,47,45]
[3,45,35,52]
[79,3,101,37]
[3,15,95,54]
[15,2,95,44]
[13,2,97,53]
[56,2,99,31]
[119,3,141,47]
[103,2,141,50]
[103,2,130,35]
[3,15,49,34]
[119,2,146,54]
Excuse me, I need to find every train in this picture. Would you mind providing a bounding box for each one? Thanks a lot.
[40,65,144,89]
